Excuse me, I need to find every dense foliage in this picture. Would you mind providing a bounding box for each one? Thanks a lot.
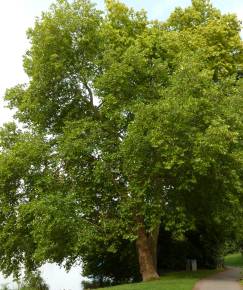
[0,0,242,282]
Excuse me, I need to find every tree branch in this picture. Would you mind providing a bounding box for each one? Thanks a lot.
[83,81,94,107]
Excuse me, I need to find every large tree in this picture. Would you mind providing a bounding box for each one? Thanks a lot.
[0,0,243,281]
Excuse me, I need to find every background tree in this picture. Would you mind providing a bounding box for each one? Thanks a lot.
[0,0,242,282]
[20,271,49,290]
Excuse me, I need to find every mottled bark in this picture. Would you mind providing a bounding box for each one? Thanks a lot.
[136,220,159,281]
[148,225,160,269]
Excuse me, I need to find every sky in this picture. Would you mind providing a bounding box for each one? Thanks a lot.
[0,0,242,289]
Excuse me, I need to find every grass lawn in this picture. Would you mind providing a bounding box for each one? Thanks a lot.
[224,253,243,268]
[96,270,218,290]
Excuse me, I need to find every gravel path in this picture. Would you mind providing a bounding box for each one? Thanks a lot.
[194,268,243,290]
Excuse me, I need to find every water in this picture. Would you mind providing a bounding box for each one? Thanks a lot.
[0,264,83,290]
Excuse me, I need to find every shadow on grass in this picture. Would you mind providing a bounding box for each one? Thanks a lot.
[94,270,220,290]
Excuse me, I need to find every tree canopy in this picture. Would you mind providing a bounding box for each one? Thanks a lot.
[0,0,243,281]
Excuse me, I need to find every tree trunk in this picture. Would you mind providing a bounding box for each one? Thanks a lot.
[148,225,160,270]
[136,220,159,281]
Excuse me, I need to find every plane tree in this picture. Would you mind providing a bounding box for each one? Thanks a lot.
[0,0,242,281]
